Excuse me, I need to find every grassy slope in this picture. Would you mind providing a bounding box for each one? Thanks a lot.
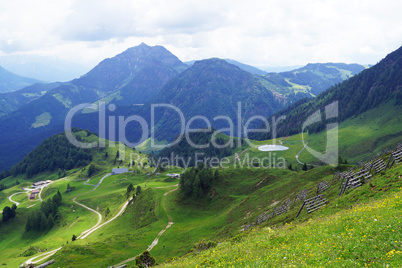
[301,101,402,164]
[0,131,154,267]
[160,165,402,267]
[238,101,402,169]
[0,114,401,267]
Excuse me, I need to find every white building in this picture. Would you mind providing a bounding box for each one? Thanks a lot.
[112,168,129,175]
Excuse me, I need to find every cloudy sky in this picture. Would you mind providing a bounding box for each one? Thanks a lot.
[1,0,401,69]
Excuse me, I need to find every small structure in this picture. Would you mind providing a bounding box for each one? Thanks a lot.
[296,195,327,218]
[32,189,40,194]
[112,168,129,175]
[166,173,180,178]
[316,180,330,195]
[33,181,46,187]
[29,193,36,200]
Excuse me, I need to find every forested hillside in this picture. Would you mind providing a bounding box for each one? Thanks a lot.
[255,46,402,139]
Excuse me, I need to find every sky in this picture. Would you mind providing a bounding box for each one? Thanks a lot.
[1,0,402,70]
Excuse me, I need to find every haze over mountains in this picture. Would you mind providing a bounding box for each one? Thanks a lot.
[0,43,374,171]
[0,54,89,82]
[0,66,41,93]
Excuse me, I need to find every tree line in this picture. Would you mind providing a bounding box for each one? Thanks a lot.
[25,191,62,232]
[7,129,93,179]
[180,166,219,199]
[2,204,17,222]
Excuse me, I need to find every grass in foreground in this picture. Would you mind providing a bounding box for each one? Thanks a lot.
[160,184,402,267]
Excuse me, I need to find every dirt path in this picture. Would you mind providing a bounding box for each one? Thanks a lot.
[155,184,179,189]
[235,148,249,162]
[79,199,130,239]
[83,173,112,191]
[112,186,178,267]
[38,187,43,202]
[73,196,102,239]
[8,191,26,206]
[296,143,308,165]
[23,247,63,266]
[22,174,125,266]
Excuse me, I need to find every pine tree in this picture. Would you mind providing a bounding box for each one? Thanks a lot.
[105,207,110,218]
[47,214,54,229]
[302,163,308,171]
[214,169,219,180]
[88,164,96,177]
[135,251,156,267]
[25,214,32,232]
[39,212,47,231]
[126,183,134,199]
[136,186,142,196]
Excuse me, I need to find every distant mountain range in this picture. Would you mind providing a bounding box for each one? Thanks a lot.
[185,59,267,75]
[0,66,41,93]
[0,54,89,82]
[0,82,62,117]
[0,43,369,171]
[254,45,402,140]
[262,63,366,96]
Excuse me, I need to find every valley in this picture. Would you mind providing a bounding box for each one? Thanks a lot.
[0,43,400,268]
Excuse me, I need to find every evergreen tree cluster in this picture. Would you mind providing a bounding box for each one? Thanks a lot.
[180,166,219,199]
[135,251,156,267]
[25,191,62,232]
[0,183,7,192]
[9,129,93,179]
[2,204,17,222]
[0,170,10,180]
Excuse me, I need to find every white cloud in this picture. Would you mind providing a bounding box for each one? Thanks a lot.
[0,0,401,69]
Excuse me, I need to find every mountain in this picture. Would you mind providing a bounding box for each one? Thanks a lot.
[258,65,303,73]
[0,45,374,172]
[223,59,267,75]
[139,58,284,142]
[185,59,267,75]
[255,46,402,139]
[260,63,366,97]
[0,43,188,171]
[0,82,62,117]
[0,66,41,93]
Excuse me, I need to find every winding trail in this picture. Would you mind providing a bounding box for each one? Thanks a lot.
[84,173,112,191]
[296,143,308,165]
[79,199,130,240]
[27,202,39,208]
[22,173,125,267]
[235,148,249,162]
[8,191,26,206]
[112,186,179,267]
[24,247,63,266]
[155,184,179,189]
[73,196,102,239]
[38,187,43,202]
